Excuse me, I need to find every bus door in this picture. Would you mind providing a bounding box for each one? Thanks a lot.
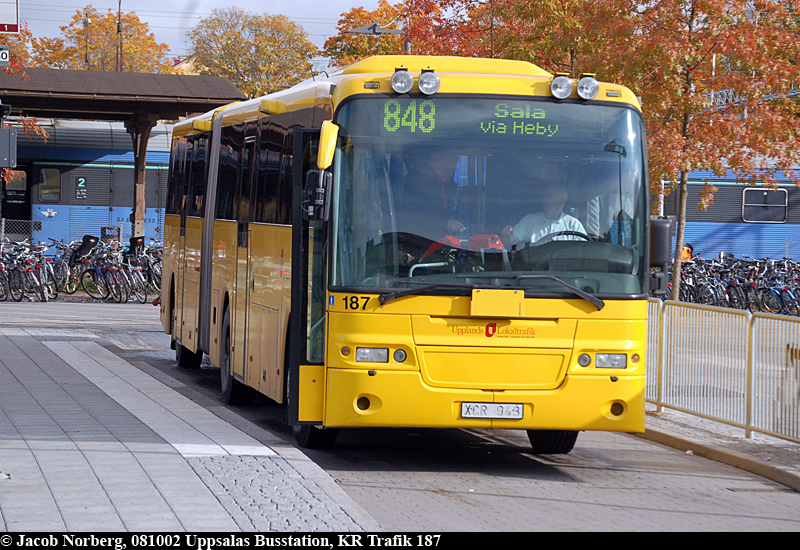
[179,140,197,349]
[172,139,189,346]
[289,128,326,426]
[232,131,258,384]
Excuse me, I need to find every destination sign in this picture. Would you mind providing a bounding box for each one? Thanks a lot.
[380,99,559,139]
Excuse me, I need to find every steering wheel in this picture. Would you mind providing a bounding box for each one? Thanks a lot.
[535,231,593,245]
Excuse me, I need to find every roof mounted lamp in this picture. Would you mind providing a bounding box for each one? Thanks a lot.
[418,69,441,95]
[550,73,573,100]
[391,68,414,94]
[577,73,600,100]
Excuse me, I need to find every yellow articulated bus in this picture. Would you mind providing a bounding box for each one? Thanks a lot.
[162,55,670,452]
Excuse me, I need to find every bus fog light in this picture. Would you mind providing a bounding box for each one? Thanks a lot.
[391,69,414,94]
[356,347,389,363]
[550,75,573,99]
[577,75,600,100]
[393,349,407,362]
[596,353,627,369]
[577,353,591,367]
[418,71,440,95]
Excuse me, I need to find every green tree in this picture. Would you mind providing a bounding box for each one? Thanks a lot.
[190,7,318,98]
[31,6,173,73]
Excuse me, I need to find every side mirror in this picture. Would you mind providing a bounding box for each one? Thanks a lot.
[303,170,332,221]
[317,121,339,170]
[649,217,671,295]
[649,217,671,267]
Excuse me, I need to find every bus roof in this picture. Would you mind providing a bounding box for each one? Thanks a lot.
[173,56,639,137]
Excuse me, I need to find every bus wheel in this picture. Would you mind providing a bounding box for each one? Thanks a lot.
[293,424,339,449]
[176,343,202,369]
[526,430,578,454]
[220,307,255,405]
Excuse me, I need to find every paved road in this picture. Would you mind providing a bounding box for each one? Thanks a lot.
[2,302,799,531]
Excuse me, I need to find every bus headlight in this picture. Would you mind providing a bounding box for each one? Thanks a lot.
[550,74,573,99]
[595,354,627,369]
[418,70,441,95]
[577,74,600,100]
[356,347,389,363]
[391,69,414,94]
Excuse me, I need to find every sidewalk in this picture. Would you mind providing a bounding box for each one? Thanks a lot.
[639,406,800,492]
[0,303,797,532]
[0,310,382,532]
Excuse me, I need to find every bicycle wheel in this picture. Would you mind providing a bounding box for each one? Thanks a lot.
[780,290,799,316]
[119,271,130,303]
[745,285,761,312]
[760,288,782,313]
[728,284,746,309]
[0,270,9,301]
[130,270,148,304]
[695,283,715,305]
[28,272,46,302]
[9,269,25,302]
[106,270,123,303]
[82,269,109,300]
[41,265,58,301]
[63,266,81,294]
[53,260,69,292]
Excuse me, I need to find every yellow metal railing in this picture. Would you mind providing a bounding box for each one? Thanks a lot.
[647,299,800,444]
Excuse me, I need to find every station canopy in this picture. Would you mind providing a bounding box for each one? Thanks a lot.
[0,67,246,234]
[0,67,246,122]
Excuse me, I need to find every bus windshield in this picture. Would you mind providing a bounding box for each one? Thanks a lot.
[330,96,649,298]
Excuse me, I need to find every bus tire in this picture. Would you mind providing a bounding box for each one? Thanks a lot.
[293,424,339,449]
[220,307,255,405]
[526,429,578,454]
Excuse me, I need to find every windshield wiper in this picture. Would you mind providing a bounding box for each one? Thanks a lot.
[378,282,474,304]
[459,274,605,310]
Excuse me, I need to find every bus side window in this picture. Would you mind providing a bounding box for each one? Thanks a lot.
[39,168,61,203]
[189,136,208,218]
[255,123,283,224]
[166,138,187,215]
[216,126,243,221]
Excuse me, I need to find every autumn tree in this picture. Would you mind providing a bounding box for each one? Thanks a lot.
[403,0,507,57]
[1,22,46,138]
[581,0,800,299]
[31,6,173,73]
[400,0,800,298]
[190,8,317,98]
[323,0,405,67]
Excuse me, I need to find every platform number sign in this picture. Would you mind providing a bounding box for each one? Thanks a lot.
[0,45,8,68]
[76,177,87,199]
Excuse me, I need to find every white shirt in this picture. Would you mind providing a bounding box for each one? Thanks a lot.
[506,212,586,247]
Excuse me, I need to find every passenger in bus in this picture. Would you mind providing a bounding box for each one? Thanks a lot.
[501,179,586,247]
[399,153,466,238]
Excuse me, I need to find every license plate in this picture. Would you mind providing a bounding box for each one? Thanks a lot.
[461,402,524,419]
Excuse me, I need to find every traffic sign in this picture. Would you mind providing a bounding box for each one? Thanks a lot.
[0,1,18,34]
[0,45,9,67]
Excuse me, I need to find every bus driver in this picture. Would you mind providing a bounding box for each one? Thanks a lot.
[502,179,586,247]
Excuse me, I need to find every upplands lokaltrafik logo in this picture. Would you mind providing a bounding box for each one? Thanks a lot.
[451,323,535,338]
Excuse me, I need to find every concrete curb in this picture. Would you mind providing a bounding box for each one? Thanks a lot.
[636,428,800,492]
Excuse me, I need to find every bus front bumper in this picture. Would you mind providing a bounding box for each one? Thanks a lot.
[321,368,645,432]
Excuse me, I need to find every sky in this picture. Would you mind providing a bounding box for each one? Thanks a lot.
[13,0,384,64]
